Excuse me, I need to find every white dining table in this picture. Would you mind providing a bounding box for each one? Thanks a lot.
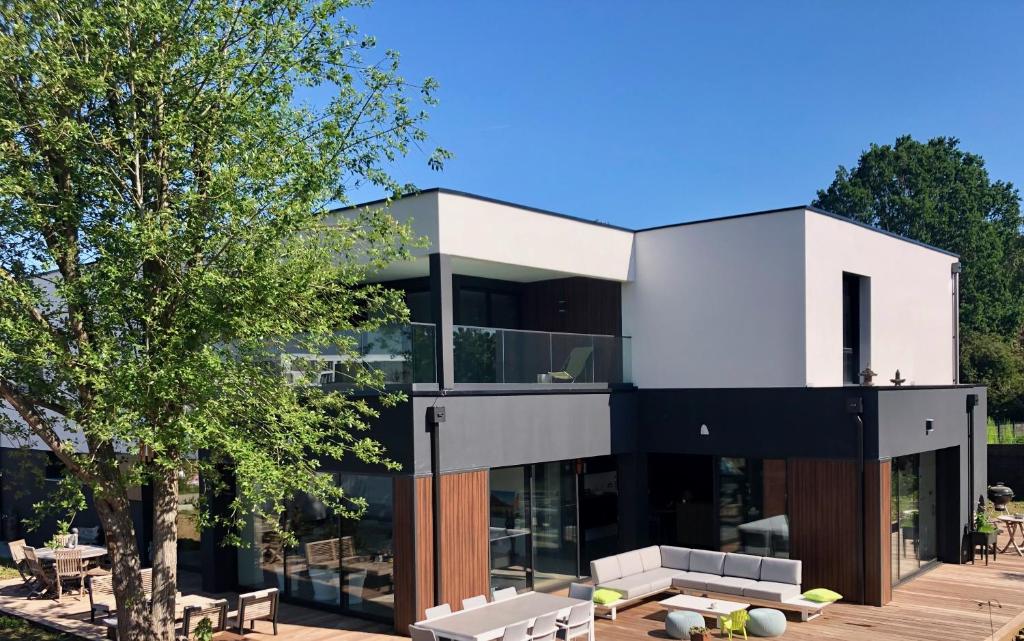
[33,544,109,562]
[415,591,593,641]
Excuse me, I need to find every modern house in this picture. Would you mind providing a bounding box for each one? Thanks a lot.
[0,188,987,635]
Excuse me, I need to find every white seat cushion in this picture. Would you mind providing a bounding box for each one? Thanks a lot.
[743,581,802,602]
[591,557,622,584]
[760,558,801,585]
[616,550,644,577]
[660,546,691,571]
[671,572,722,592]
[724,553,763,580]
[638,546,662,572]
[601,575,654,600]
[636,567,685,592]
[705,576,757,596]
[689,550,726,575]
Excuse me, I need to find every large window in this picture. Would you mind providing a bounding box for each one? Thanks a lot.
[237,473,394,622]
[891,452,937,583]
[489,459,610,594]
[648,455,788,558]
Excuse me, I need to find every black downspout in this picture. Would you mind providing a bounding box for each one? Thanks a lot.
[427,404,446,606]
[847,395,866,605]
[967,393,978,528]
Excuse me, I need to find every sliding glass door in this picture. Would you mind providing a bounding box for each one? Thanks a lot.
[237,473,395,622]
[891,451,937,584]
[490,459,607,593]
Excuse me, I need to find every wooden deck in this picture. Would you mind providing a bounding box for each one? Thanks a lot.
[3,537,1024,641]
[594,535,1024,641]
[0,575,401,641]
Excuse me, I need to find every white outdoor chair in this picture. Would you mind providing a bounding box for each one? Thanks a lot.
[492,586,517,602]
[567,583,594,602]
[425,603,452,620]
[410,625,439,641]
[556,602,591,641]
[502,620,531,641]
[531,612,559,641]
[462,594,487,610]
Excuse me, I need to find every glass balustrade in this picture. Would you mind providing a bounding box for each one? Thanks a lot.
[453,325,632,385]
[283,323,436,385]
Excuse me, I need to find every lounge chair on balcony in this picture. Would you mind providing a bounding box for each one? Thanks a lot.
[549,347,593,383]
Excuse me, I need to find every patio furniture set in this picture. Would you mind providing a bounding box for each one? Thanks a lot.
[590,545,837,638]
[7,539,279,640]
[411,584,595,641]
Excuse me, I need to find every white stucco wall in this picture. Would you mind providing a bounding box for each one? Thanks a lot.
[803,211,957,387]
[435,192,635,281]
[623,210,808,388]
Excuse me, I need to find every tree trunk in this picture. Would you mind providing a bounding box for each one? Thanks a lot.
[95,493,154,641]
[150,467,179,641]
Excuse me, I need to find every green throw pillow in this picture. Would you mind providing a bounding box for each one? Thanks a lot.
[803,588,842,603]
[592,589,621,605]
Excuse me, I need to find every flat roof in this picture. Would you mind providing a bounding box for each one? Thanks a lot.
[341,187,960,258]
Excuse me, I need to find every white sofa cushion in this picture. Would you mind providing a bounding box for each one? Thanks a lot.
[760,558,801,585]
[639,546,662,572]
[705,576,757,596]
[591,556,622,584]
[689,550,726,575]
[743,581,802,602]
[617,550,644,577]
[601,574,653,600]
[671,572,722,592]
[637,567,685,592]
[724,553,762,580]
[660,546,691,571]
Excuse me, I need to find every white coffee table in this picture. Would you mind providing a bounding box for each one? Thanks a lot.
[659,594,749,626]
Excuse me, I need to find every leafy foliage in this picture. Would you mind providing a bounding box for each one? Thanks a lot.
[815,136,1024,420]
[0,0,445,638]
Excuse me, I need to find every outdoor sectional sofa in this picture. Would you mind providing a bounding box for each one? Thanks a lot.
[590,545,831,622]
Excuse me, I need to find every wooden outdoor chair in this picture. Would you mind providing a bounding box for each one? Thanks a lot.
[178,599,229,641]
[88,567,153,622]
[54,548,86,601]
[233,587,279,635]
[304,537,341,569]
[7,539,33,588]
[22,546,55,598]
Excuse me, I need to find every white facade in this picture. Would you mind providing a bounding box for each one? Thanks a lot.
[803,212,957,387]
[622,208,957,389]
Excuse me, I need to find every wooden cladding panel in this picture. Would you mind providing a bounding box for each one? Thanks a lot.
[863,460,892,606]
[787,458,861,602]
[439,470,490,608]
[392,476,434,635]
[415,476,435,623]
[521,277,622,336]
[762,459,787,518]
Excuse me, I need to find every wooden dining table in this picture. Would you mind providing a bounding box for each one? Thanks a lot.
[998,514,1024,556]
[33,544,109,562]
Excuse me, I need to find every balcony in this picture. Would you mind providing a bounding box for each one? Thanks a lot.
[286,323,437,386]
[453,325,632,385]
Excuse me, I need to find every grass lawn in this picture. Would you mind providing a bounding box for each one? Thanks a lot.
[0,616,79,641]
[0,559,23,581]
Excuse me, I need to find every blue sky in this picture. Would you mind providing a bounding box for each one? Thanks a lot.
[340,1,1024,229]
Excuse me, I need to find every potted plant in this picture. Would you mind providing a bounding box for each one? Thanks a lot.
[193,617,214,641]
[688,625,710,641]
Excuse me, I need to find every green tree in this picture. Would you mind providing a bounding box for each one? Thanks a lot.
[814,136,1024,419]
[0,1,446,639]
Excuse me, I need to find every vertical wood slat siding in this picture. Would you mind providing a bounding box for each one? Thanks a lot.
[392,475,435,635]
[787,458,861,601]
[762,459,788,518]
[878,460,892,604]
[415,476,435,622]
[392,476,415,634]
[863,461,885,606]
[439,470,490,608]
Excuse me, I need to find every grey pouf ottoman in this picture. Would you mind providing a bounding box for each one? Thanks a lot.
[747,608,787,637]
[666,610,705,640]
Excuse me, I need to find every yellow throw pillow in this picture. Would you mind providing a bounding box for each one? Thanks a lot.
[802,588,842,603]
[592,589,621,605]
